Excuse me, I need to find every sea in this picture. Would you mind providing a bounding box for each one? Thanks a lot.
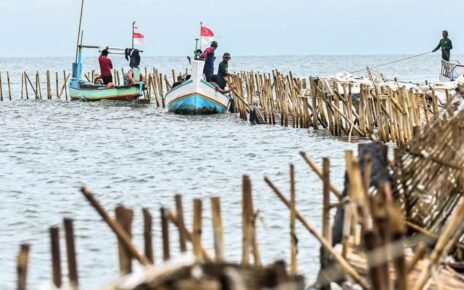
[0,54,461,290]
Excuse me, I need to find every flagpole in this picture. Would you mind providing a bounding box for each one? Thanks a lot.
[199,21,203,50]
[132,21,136,49]
[74,0,85,63]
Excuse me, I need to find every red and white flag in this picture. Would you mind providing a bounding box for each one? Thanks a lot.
[200,23,214,48]
[133,25,144,46]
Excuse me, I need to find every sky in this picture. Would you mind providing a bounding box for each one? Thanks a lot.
[0,0,463,57]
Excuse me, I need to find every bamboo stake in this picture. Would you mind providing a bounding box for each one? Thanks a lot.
[142,208,154,264]
[211,196,224,262]
[321,158,332,286]
[79,187,151,265]
[174,194,187,252]
[56,72,60,99]
[50,226,62,289]
[192,199,203,262]
[290,164,297,275]
[17,244,30,290]
[63,218,79,289]
[0,71,3,101]
[264,177,369,290]
[21,73,24,99]
[242,175,252,265]
[7,71,12,100]
[115,205,134,274]
[167,210,213,262]
[160,207,170,261]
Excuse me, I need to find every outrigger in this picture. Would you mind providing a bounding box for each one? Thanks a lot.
[69,0,145,102]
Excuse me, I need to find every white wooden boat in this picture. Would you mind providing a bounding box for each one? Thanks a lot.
[165,60,231,114]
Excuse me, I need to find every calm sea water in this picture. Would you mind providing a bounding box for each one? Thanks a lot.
[0,55,457,290]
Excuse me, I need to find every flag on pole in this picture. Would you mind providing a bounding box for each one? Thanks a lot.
[133,24,144,46]
[200,23,214,48]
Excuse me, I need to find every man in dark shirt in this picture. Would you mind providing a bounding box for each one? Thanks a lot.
[98,48,114,87]
[202,41,218,82]
[217,52,231,89]
[433,30,453,61]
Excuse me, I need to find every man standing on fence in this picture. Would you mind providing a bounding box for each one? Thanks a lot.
[98,48,114,87]
[433,30,453,61]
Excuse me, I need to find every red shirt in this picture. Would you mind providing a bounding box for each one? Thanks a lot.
[98,56,113,76]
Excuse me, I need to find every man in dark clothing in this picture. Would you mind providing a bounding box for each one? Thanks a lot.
[210,75,231,94]
[433,30,453,61]
[217,52,231,89]
[98,48,114,87]
[202,41,218,82]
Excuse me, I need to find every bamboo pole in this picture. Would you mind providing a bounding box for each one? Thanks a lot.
[46,70,51,99]
[55,72,60,99]
[211,197,224,262]
[160,207,170,261]
[63,218,79,289]
[167,210,213,262]
[142,208,154,264]
[290,164,297,275]
[115,205,134,274]
[321,158,332,287]
[242,175,252,265]
[192,198,203,262]
[79,187,151,265]
[7,71,12,100]
[0,71,3,101]
[264,177,369,290]
[50,226,62,289]
[174,194,187,252]
[21,73,24,99]
[17,244,30,290]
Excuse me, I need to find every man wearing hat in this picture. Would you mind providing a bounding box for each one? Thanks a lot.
[217,52,231,89]
[202,41,218,82]
[433,30,453,61]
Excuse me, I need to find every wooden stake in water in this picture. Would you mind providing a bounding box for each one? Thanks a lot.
[160,207,170,261]
[0,71,3,101]
[242,175,252,265]
[142,208,154,264]
[63,218,79,289]
[7,71,12,100]
[211,196,224,262]
[80,187,151,265]
[193,199,203,262]
[50,226,62,289]
[290,164,298,275]
[174,194,187,252]
[17,244,30,290]
[115,205,134,274]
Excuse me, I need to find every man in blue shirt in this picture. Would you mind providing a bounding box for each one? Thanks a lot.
[202,41,218,82]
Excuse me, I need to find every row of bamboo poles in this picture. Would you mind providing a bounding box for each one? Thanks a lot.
[228,70,445,144]
[0,68,449,144]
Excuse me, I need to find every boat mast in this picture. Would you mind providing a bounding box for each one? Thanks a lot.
[74,0,85,63]
[132,21,136,49]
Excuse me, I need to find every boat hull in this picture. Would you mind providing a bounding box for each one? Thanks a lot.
[165,79,230,115]
[69,84,141,102]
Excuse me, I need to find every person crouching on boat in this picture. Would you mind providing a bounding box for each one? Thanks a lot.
[433,30,453,61]
[98,48,114,88]
[202,41,218,82]
[210,75,231,94]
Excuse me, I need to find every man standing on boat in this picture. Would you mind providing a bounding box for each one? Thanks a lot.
[433,30,453,61]
[98,48,114,87]
[217,52,231,89]
[202,41,218,82]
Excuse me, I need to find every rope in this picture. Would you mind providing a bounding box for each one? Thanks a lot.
[349,51,432,74]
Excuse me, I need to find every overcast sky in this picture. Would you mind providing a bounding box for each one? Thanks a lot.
[0,0,462,57]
